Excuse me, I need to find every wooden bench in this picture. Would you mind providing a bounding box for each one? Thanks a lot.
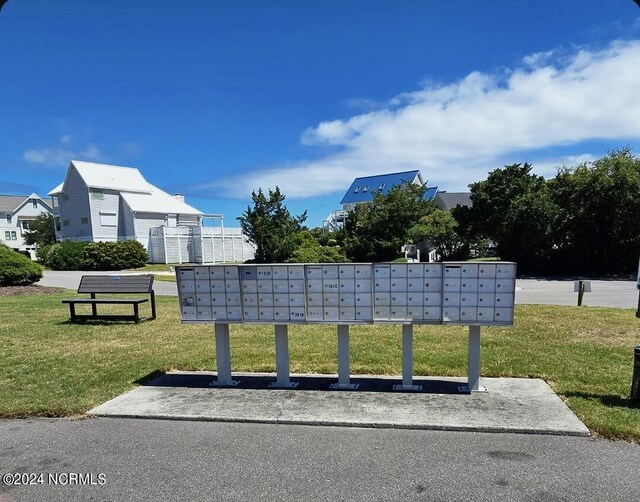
[62,275,157,323]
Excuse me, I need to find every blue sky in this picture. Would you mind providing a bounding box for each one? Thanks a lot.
[1,0,640,227]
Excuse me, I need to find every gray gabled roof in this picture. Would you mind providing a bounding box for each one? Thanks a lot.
[0,194,51,213]
[435,192,472,211]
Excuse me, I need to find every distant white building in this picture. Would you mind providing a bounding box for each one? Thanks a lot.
[0,193,53,259]
[49,160,254,264]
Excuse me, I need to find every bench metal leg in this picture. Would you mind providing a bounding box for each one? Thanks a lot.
[133,303,140,322]
[69,303,77,323]
[90,293,97,317]
[150,291,157,320]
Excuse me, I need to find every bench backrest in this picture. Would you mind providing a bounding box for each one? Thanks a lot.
[77,275,155,294]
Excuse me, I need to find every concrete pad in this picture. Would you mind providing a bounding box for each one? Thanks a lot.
[87,371,589,437]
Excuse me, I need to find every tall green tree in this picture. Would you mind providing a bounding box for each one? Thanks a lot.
[23,213,56,246]
[466,163,559,272]
[343,182,434,262]
[237,187,307,263]
[550,147,640,275]
[407,209,469,260]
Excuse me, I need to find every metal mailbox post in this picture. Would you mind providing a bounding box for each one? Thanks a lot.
[176,262,517,392]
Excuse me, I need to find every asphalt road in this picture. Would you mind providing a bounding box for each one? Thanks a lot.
[1,418,639,502]
[38,270,640,308]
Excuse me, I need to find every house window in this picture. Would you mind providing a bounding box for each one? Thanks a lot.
[54,218,61,231]
[63,220,70,226]
[99,212,117,227]
[10,231,16,240]
[5,214,10,224]
[81,217,89,225]
[21,221,30,231]
[32,199,38,208]
[353,187,359,193]
[91,190,104,200]
[363,185,369,192]
[4,231,10,240]
[378,183,385,190]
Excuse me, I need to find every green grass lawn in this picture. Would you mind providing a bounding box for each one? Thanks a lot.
[1,291,638,441]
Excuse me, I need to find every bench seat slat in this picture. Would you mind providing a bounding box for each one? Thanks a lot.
[62,298,148,305]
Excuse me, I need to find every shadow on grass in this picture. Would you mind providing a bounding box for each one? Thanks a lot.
[565,391,639,409]
[135,371,467,394]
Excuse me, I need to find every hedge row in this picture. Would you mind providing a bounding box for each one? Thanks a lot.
[0,244,43,286]
[38,240,149,271]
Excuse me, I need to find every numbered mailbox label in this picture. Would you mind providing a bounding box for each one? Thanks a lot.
[289,308,306,321]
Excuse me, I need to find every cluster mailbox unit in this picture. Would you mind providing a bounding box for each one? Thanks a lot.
[176,262,517,392]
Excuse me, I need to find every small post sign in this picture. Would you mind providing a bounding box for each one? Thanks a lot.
[574,280,591,306]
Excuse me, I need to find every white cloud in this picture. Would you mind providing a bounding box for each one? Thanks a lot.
[208,39,640,199]
[23,142,104,168]
[60,134,73,144]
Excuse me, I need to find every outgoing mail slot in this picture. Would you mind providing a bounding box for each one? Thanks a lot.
[179,268,195,280]
[444,265,462,278]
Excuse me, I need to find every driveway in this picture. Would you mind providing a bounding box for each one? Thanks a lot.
[38,270,639,308]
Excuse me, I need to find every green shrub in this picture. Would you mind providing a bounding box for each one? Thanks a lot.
[81,240,149,270]
[0,244,43,285]
[45,241,88,270]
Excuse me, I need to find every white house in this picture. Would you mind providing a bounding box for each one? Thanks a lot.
[49,160,254,264]
[0,193,53,259]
